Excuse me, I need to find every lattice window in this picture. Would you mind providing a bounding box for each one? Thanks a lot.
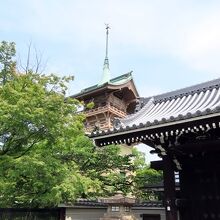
[111,206,120,212]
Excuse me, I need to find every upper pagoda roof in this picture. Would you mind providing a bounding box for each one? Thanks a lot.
[91,77,220,144]
[72,71,139,98]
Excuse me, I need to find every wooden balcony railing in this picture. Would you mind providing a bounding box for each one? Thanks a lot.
[85,104,126,118]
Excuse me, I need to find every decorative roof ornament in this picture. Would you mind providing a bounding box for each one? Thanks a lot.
[99,24,111,85]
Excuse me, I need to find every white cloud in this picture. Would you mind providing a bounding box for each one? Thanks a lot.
[138,85,164,97]
[2,0,220,76]
[136,144,160,163]
[177,12,220,73]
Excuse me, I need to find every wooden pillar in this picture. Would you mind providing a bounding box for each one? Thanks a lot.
[163,155,178,220]
[59,207,66,220]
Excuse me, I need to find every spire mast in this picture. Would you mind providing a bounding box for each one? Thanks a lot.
[105,24,110,61]
[99,24,111,85]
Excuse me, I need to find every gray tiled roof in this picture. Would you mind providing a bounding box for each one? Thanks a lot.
[133,201,163,208]
[61,199,163,208]
[91,78,220,137]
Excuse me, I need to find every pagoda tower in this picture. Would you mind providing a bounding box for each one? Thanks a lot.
[72,25,139,132]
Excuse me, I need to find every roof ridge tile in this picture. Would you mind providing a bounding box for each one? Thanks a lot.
[139,78,220,104]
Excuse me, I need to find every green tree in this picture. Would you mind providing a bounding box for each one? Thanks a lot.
[0,66,93,207]
[0,41,162,208]
[0,41,16,84]
[0,41,136,207]
[132,149,163,200]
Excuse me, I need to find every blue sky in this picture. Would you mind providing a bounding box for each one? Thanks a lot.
[1,0,220,161]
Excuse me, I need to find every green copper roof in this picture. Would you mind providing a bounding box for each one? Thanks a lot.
[99,57,111,85]
[109,72,132,85]
[78,72,133,95]
[74,26,134,97]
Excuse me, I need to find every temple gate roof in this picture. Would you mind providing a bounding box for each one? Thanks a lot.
[90,77,220,146]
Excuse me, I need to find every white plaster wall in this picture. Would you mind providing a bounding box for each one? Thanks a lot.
[65,207,107,220]
[65,207,165,220]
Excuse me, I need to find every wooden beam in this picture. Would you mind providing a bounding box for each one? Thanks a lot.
[150,160,163,170]
[59,208,65,220]
[163,155,178,220]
